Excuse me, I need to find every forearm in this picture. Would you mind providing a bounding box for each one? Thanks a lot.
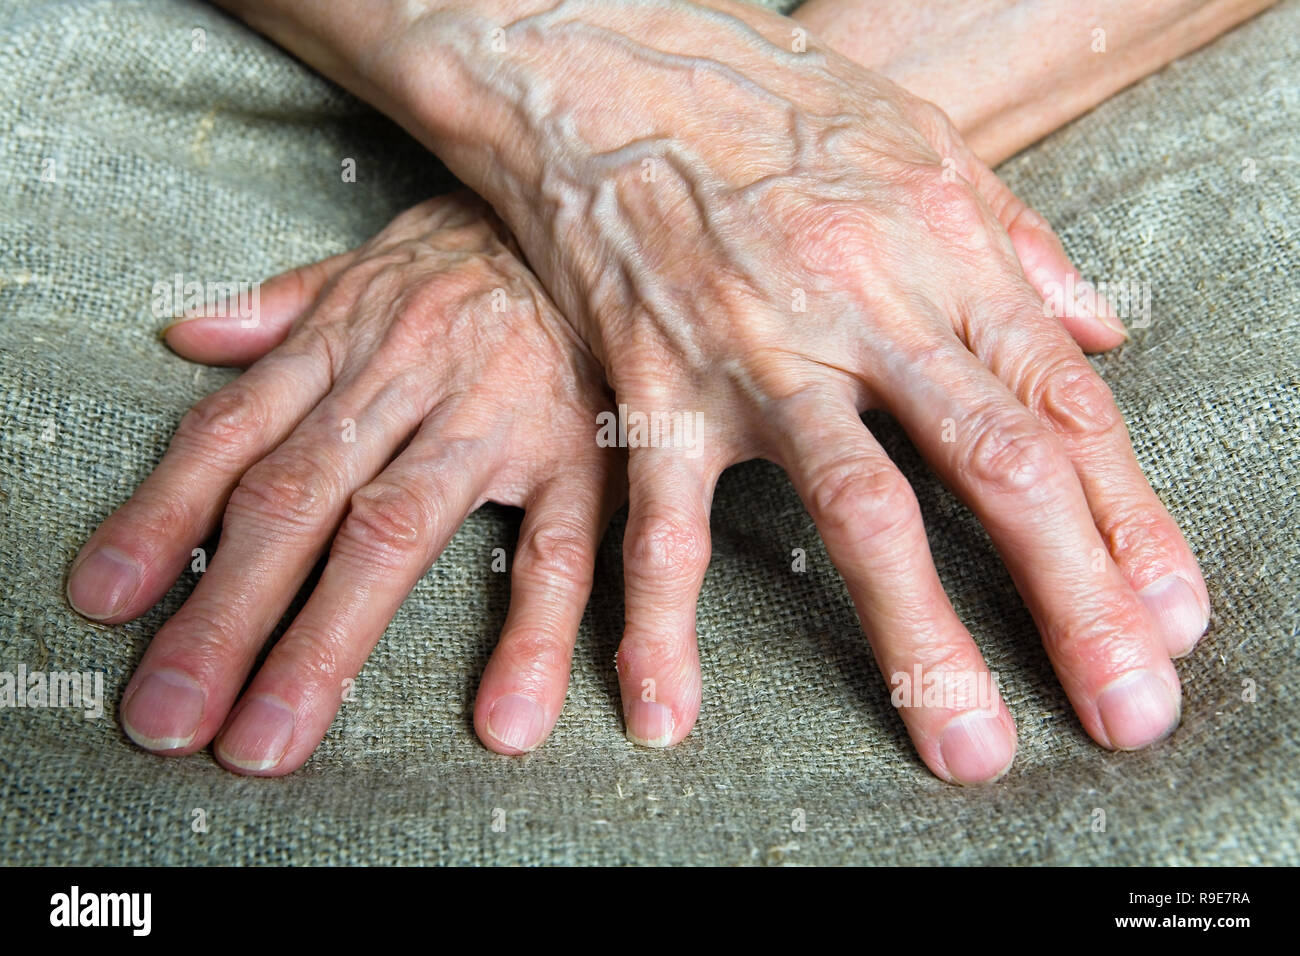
[208,1,439,132]
[209,0,857,344]
[209,1,775,181]
[792,0,1278,164]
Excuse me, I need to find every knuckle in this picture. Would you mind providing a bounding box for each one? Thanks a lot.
[515,520,593,593]
[499,627,572,680]
[175,383,267,461]
[890,642,991,709]
[616,632,695,684]
[909,641,980,678]
[1046,595,1150,664]
[118,483,195,540]
[1034,359,1125,440]
[962,408,1068,497]
[227,455,337,532]
[912,176,992,250]
[284,322,343,380]
[381,265,506,356]
[1098,499,1178,562]
[808,457,919,548]
[335,481,434,568]
[167,601,249,672]
[275,627,343,682]
[625,509,709,580]
[390,287,447,343]
[611,368,677,414]
[784,201,877,281]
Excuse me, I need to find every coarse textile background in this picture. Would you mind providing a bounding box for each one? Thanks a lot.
[0,0,1297,865]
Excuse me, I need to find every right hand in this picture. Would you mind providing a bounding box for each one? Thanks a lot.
[382,0,1210,781]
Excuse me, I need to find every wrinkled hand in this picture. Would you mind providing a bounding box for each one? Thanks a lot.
[379,0,1210,780]
[68,193,623,772]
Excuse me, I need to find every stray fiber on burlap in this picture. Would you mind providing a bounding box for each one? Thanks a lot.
[0,0,1296,864]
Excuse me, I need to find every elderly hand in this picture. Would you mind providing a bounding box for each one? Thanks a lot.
[68,193,624,772]
[375,0,1209,780]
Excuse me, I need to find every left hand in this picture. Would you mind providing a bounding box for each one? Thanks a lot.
[68,193,625,772]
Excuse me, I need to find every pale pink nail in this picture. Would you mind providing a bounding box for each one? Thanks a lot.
[1140,573,1209,656]
[625,699,675,748]
[1097,670,1180,750]
[486,693,547,752]
[939,711,1015,785]
[122,669,205,751]
[68,546,141,620]
[217,695,295,771]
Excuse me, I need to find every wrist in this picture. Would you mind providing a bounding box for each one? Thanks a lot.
[793,0,1278,165]
[208,1,529,153]
[377,0,818,200]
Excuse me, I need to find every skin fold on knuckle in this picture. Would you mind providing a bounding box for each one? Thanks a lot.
[515,519,594,595]
[262,633,349,709]
[495,627,573,687]
[624,509,709,584]
[103,489,197,563]
[808,457,920,552]
[615,631,697,693]
[146,601,256,682]
[226,454,341,538]
[332,481,436,571]
[1030,357,1127,443]
[1097,498,1190,577]
[1043,595,1156,680]
[959,407,1070,502]
[173,382,270,465]
[896,166,1010,265]
[896,639,985,682]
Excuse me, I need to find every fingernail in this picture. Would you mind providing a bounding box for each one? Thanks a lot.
[939,711,1016,785]
[122,669,205,751]
[1092,289,1130,339]
[1097,670,1180,750]
[216,695,295,771]
[486,693,547,752]
[157,316,193,341]
[67,546,141,620]
[1139,573,1209,657]
[156,308,218,342]
[625,699,675,748]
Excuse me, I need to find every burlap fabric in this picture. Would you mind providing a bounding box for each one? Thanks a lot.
[1,0,1296,865]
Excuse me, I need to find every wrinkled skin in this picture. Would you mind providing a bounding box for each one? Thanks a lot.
[379,0,1209,776]
[68,194,624,772]
[73,0,1214,784]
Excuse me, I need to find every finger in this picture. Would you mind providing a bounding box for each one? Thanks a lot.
[66,327,336,623]
[617,446,714,748]
[117,375,426,754]
[884,329,1181,750]
[775,388,1016,785]
[943,135,1129,352]
[162,252,354,367]
[473,470,616,755]
[212,421,495,774]
[962,283,1210,657]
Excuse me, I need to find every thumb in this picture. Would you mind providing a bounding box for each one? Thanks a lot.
[956,147,1130,353]
[161,250,353,367]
